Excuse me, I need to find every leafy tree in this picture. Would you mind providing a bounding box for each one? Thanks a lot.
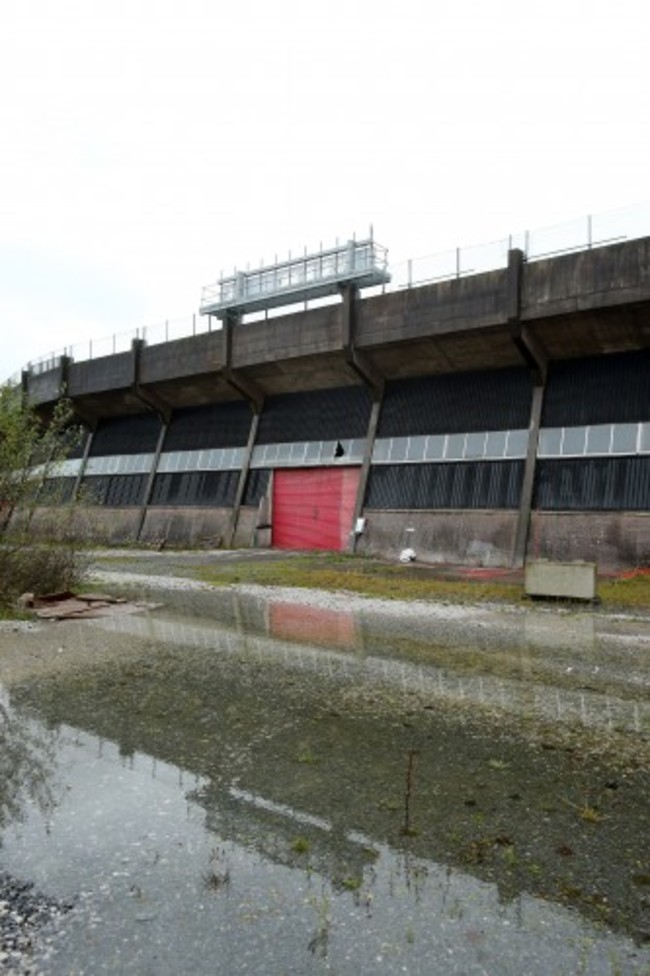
[0,385,85,607]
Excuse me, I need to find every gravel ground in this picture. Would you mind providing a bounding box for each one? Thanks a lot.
[0,874,72,975]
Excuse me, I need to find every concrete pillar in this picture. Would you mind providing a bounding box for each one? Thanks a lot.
[136,419,168,541]
[71,427,95,503]
[226,408,261,547]
[339,282,385,553]
[512,383,545,568]
[505,247,547,568]
[349,393,383,553]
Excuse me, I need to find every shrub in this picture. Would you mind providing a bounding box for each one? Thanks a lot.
[0,385,86,607]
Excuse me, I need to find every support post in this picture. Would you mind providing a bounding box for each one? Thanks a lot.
[71,427,95,503]
[505,247,548,568]
[512,383,545,568]
[223,309,265,545]
[349,394,383,553]
[226,408,261,548]
[136,419,168,542]
[339,282,384,552]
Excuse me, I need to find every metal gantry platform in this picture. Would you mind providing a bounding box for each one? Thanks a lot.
[200,235,390,319]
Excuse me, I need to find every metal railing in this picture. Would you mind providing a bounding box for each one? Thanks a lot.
[17,201,650,378]
[201,238,390,316]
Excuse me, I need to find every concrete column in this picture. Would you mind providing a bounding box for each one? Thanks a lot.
[512,383,545,568]
[71,427,95,502]
[339,282,385,553]
[226,408,262,547]
[136,419,168,541]
[349,394,383,553]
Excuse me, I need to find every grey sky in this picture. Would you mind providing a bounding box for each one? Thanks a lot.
[1,0,648,379]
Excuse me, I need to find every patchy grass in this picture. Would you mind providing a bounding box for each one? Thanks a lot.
[599,572,650,611]
[192,551,650,612]
[194,553,525,605]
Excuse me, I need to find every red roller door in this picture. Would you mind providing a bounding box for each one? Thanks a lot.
[272,467,360,551]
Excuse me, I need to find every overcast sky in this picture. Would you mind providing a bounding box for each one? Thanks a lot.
[1,0,649,380]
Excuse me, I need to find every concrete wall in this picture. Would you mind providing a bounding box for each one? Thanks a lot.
[140,332,224,384]
[528,511,650,570]
[19,506,142,545]
[139,507,232,548]
[357,268,509,346]
[26,367,65,404]
[357,509,518,567]
[68,351,135,396]
[521,237,650,320]
[232,304,343,366]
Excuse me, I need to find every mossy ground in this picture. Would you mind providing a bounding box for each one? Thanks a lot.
[191,551,650,613]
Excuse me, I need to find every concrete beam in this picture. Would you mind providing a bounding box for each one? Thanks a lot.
[222,314,265,411]
[340,284,384,397]
[506,249,547,384]
[132,339,172,422]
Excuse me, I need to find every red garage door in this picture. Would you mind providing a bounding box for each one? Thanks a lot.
[272,467,360,551]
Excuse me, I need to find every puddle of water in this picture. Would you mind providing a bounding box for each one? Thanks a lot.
[1,588,650,974]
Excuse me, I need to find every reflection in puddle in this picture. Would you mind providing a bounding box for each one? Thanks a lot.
[1,587,650,974]
[1,706,648,976]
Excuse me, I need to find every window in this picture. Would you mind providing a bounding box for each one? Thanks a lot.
[562,427,586,456]
[505,430,528,457]
[538,428,562,457]
[464,432,486,459]
[485,431,507,458]
[611,423,638,454]
[586,425,612,455]
[406,436,427,461]
[445,434,466,460]
[424,435,446,460]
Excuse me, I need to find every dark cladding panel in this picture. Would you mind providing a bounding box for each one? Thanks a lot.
[150,471,239,507]
[378,369,532,438]
[165,402,253,451]
[534,456,650,511]
[64,426,90,459]
[542,350,650,427]
[39,478,76,504]
[366,461,524,510]
[243,468,270,506]
[256,386,372,444]
[82,475,148,506]
[90,414,161,456]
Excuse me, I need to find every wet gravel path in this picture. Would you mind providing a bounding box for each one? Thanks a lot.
[0,874,71,975]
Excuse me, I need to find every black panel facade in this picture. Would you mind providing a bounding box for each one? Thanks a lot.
[534,457,650,510]
[82,475,148,506]
[378,368,532,438]
[39,478,76,504]
[150,471,239,507]
[164,402,253,451]
[243,469,270,507]
[256,386,371,444]
[64,426,89,459]
[366,461,524,510]
[542,350,650,427]
[90,413,161,456]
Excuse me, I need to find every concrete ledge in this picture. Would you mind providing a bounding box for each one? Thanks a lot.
[525,559,597,601]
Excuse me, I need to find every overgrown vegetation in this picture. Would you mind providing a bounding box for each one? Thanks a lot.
[0,384,86,608]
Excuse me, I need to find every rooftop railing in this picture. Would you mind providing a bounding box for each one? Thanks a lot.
[14,201,650,380]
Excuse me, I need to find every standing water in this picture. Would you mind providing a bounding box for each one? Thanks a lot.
[1,575,649,974]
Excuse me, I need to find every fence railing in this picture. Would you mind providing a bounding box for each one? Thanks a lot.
[17,202,650,378]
